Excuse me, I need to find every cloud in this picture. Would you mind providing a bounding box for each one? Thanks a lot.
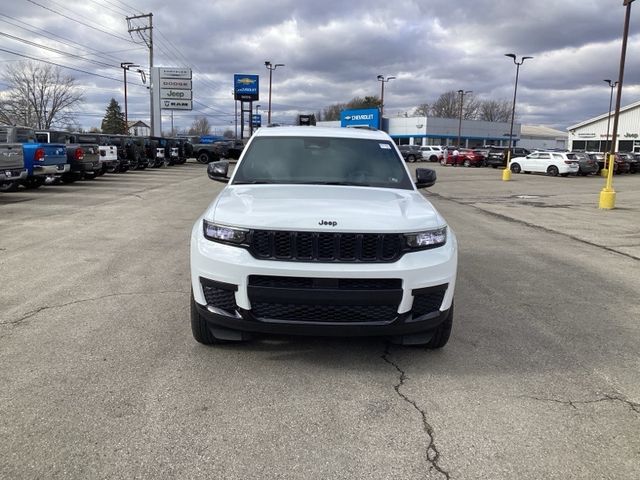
[1,0,639,132]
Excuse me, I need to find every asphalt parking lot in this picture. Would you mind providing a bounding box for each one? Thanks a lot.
[1,162,639,479]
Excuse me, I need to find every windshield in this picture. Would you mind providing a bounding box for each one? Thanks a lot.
[232,136,413,189]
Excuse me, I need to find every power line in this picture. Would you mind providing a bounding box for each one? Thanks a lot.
[86,0,129,16]
[25,0,136,44]
[0,47,144,85]
[0,13,130,65]
[0,32,118,70]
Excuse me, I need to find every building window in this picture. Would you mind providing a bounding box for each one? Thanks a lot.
[572,140,586,150]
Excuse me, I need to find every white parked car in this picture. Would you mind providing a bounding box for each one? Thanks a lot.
[190,126,458,347]
[420,145,444,162]
[509,151,580,176]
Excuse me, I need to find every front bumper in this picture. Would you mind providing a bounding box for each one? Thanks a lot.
[190,222,458,337]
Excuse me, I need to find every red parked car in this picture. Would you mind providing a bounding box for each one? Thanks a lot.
[440,148,486,167]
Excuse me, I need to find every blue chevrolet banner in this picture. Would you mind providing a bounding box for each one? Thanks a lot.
[234,74,259,101]
[340,108,380,129]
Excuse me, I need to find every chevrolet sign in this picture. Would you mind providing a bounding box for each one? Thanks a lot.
[340,108,380,129]
[234,74,259,101]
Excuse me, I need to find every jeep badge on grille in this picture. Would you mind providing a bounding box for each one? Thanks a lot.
[318,220,338,226]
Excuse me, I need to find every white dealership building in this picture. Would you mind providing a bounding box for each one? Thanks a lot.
[317,115,567,150]
[567,99,640,153]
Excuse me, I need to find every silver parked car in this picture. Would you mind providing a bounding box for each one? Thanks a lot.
[570,152,599,176]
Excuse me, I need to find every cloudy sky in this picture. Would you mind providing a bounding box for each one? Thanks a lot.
[1,0,639,134]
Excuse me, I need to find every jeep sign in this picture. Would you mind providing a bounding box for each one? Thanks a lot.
[161,89,192,100]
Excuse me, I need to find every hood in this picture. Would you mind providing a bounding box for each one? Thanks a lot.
[205,185,445,232]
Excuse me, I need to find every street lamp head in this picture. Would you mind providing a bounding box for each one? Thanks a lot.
[121,61,135,68]
[265,61,271,67]
[504,53,516,60]
[522,56,533,62]
[377,75,384,81]
[388,76,396,81]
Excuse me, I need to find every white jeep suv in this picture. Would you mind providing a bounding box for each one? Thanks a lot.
[190,126,458,347]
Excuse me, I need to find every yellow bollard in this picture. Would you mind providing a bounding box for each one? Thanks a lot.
[502,150,512,181]
[598,153,616,209]
[600,168,608,177]
[599,188,616,209]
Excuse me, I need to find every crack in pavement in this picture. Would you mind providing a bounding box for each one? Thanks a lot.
[382,343,450,480]
[1,290,190,327]
[524,394,640,414]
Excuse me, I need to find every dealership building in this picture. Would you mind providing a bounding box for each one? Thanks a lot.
[567,99,640,153]
[317,108,567,150]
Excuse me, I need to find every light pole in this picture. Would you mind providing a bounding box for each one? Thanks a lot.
[120,62,139,134]
[502,53,533,181]
[265,61,284,124]
[457,90,472,148]
[600,0,635,210]
[603,79,618,172]
[377,75,395,122]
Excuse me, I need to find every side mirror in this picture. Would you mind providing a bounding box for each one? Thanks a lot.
[207,161,230,183]
[415,168,436,189]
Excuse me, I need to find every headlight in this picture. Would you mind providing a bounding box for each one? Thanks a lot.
[404,226,447,249]
[203,220,248,244]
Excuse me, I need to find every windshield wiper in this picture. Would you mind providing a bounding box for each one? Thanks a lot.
[305,181,371,186]
[233,180,276,184]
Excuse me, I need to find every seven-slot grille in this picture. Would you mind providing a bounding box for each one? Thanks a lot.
[249,230,405,263]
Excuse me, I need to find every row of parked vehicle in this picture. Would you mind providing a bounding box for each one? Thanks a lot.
[398,144,640,177]
[0,126,210,192]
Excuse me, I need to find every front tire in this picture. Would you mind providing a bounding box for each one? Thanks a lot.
[406,155,416,163]
[197,152,211,164]
[190,291,233,345]
[426,304,454,349]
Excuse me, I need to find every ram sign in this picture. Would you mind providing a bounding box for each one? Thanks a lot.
[340,108,380,129]
[234,74,259,101]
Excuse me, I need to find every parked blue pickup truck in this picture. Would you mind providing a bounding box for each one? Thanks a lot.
[0,126,68,190]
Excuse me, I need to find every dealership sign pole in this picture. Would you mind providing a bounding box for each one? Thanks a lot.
[234,74,259,138]
[151,67,193,136]
[599,0,635,209]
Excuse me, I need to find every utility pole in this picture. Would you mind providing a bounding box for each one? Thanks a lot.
[126,13,154,133]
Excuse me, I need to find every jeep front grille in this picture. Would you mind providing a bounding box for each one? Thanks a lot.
[249,230,405,263]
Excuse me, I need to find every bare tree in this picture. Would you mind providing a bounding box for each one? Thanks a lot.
[188,116,211,136]
[430,91,480,120]
[222,129,234,138]
[413,103,430,116]
[478,99,512,122]
[0,61,84,128]
[323,103,347,121]
[322,96,383,121]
